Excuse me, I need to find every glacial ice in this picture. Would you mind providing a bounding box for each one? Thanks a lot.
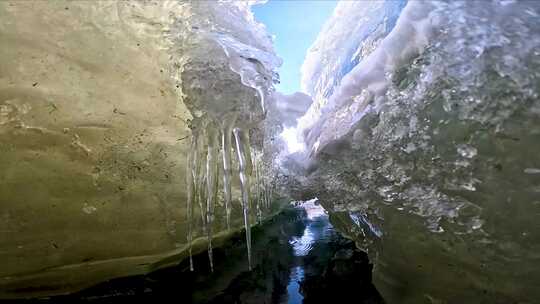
[0,0,280,297]
[1,0,540,303]
[279,0,540,302]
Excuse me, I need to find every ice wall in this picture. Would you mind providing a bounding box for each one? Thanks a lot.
[284,0,540,302]
[0,0,280,298]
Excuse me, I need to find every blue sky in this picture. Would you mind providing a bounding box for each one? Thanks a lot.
[252,0,338,94]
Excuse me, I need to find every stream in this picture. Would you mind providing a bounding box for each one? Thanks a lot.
[21,202,383,304]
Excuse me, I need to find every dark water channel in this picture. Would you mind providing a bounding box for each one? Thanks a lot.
[17,203,383,304]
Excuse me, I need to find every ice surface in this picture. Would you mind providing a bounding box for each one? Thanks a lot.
[0,0,280,297]
[278,0,540,302]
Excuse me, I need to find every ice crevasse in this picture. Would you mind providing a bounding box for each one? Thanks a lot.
[1,0,540,303]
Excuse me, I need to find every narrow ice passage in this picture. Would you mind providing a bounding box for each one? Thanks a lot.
[1,1,539,303]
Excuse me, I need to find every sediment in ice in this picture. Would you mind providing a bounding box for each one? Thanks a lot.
[0,0,280,297]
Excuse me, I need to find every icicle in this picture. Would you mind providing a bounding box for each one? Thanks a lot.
[205,124,220,273]
[186,131,198,271]
[268,181,273,208]
[220,117,235,230]
[252,153,262,224]
[258,163,268,210]
[233,127,253,270]
[263,180,268,210]
[259,165,266,210]
[197,138,208,236]
[267,180,271,208]
[261,164,269,210]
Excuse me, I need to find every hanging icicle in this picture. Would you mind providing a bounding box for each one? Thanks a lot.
[185,116,272,272]
[186,129,198,272]
[233,127,253,270]
[220,116,236,230]
[252,152,263,224]
[197,133,208,237]
[205,123,220,272]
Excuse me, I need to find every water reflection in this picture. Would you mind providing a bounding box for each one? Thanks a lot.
[27,202,382,304]
[286,266,304,304]
[286,199,331,304]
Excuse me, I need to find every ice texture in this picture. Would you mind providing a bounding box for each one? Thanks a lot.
[280,0,540,302]
[0,0,280,297]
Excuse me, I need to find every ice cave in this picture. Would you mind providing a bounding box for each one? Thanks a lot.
[1,0,539,303]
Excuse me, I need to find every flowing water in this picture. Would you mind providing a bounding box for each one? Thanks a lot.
[284,200,331,304]
[18,205,380,304]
